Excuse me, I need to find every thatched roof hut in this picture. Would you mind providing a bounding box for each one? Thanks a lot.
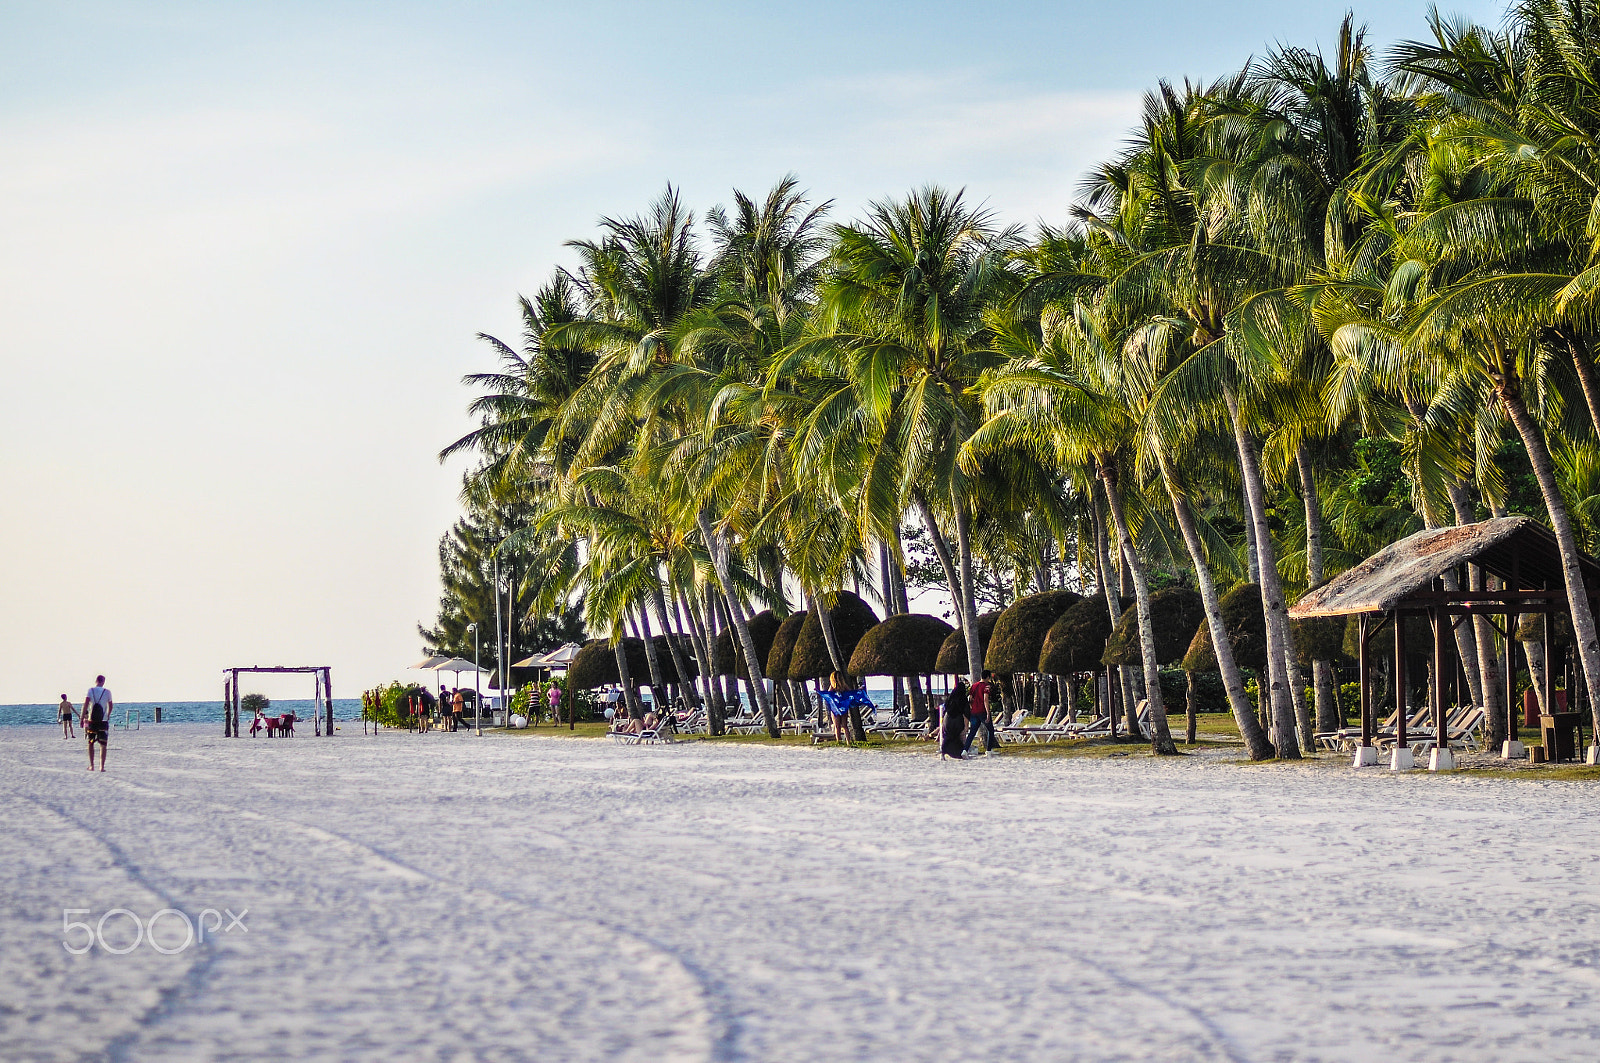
[984,590,1082,675]
[789,591,881,680]
[652,634,702,682]
[848,613,954,676]
[1289,516,1600,619]
[566,638,651,690]
[766,612,807,681]
[1039,596,1123,675]
[1181,583,1267,672]
[712,610,782,678]
[1102,587,1205,667]
[934,610,1002,674]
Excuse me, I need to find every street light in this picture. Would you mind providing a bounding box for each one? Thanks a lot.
[466,623,482,735]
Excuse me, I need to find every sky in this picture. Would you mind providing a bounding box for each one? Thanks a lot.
[0,0,1505,704]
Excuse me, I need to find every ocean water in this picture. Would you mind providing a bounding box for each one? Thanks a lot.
[0,699,365,728]
[2,689,920,728]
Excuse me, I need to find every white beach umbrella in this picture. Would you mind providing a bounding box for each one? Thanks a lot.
[511,642,581,670]
[432,657,481,676]
[412,654,452,670]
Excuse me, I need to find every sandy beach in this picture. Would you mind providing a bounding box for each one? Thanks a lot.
[3,723,1598,1062]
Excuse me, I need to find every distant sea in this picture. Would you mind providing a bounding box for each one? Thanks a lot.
[2,690,913,728]
[0,699,365,728]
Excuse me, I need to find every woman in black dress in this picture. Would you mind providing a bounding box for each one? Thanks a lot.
[940,678,970,760]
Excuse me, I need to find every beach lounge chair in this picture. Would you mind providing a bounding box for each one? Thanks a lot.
[1316,702,1429,752]
[1406,706,1487,754]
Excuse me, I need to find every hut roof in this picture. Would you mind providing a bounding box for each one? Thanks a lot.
[935,611,1002,674]
[651,634,701,682]
[1289,517,1600,618]
[985,590,1083,674]
[766,612,808,681]
[566,638,651,690]
[790,591,881,680]
[1102,587,1204,666]
[712,609,781,678]
[1181,583,1266,672]
[1039,596,1123,675]
[848,613,955,676]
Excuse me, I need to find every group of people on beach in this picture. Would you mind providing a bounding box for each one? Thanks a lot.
[59,675,113,771]
[937,671,998,760]
[414,687,468,731]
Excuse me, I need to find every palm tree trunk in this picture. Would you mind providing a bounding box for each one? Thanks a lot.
[1498,384,1600,742]
[1563,328,1600,434]
[1297,446,1342,735]
[912,489,974,670]
[1241,494,1261,584]
[697,511,778,736]
[1185,671,1198,743]
[1088,485,1124,735]
[631,610,669,712]
[689,584,729,734]
[1223,389,1301,758]
[1098,459,1178,755]
[1445,481,1504,738]
[949,482,984,683]
[652,585,696,711]
[673,580,721,733]
[612,637,642,719]
[1117,551,1143,738]
[1155,448,1274,760]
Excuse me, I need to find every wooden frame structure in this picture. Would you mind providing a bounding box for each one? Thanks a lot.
[222,665,334,738]
[1290,517,1599,762]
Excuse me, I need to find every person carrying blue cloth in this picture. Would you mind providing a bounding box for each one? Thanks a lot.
[818,672,872,744]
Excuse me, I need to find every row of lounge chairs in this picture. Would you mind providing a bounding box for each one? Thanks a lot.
[1314,704,1486,754]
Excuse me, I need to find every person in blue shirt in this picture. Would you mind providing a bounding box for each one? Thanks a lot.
[819,672,872,744]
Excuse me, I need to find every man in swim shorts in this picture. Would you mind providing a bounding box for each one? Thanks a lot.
[83,675,112,771]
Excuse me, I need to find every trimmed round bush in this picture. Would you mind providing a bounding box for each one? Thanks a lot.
[935,611,1002,674]
[848,613,955,676]
[1181,583,1266,672]
[790,591,881,680]
[766,612,807,681]
[984,590,1083,675]
[1039,597,1123,675]
[566,638,651,690]
[712,609,782,678]
[1103,587,1204,667]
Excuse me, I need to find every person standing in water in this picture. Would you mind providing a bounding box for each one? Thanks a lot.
[83,676,112,771]
[59,694,75,738]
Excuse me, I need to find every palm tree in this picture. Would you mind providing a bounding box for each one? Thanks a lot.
[791,186,1021,683]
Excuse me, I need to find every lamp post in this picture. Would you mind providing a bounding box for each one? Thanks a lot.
[467,623,482,735]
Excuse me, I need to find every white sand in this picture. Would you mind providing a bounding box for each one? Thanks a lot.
[3,723,1598,1062]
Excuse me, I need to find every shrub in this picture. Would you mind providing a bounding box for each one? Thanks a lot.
[240,693,270,714]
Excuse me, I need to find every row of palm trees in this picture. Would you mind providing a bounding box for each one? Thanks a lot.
[441,0,1600,758]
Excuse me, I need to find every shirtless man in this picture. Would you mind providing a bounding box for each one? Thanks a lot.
[83,676,112,771]
[59,694,75,738]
